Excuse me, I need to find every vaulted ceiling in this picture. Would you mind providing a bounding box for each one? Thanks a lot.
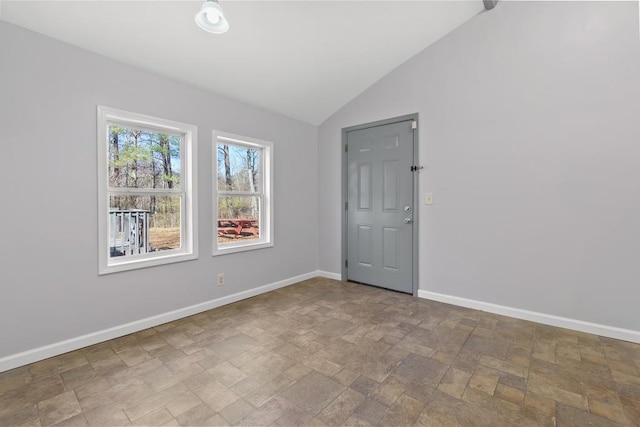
[1,1,485,125]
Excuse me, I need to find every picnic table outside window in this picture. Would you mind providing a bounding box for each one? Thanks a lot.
[217,218,259,239]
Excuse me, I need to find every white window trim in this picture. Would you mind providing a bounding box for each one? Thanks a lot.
[213,130,274,256]
[97,106,198,274]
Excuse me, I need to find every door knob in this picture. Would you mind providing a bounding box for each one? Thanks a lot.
[403,218,412,224]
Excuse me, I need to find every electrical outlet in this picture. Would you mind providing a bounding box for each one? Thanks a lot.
[216,273,225,286]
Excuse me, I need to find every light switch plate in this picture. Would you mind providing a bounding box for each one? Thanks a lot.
[424,192,433,205]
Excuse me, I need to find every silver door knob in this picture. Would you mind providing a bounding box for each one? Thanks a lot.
[403,218,412,224]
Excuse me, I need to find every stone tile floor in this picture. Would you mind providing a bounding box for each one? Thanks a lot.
[1,278,639,426]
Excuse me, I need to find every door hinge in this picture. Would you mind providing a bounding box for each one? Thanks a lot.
[344,144,348,153]
[410,165,424,172]
[345,259,348,268]
[411,120,418,129]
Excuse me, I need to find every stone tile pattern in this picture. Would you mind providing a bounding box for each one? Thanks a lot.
[1,278,639,426]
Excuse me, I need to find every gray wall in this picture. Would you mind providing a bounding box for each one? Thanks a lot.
[2,1,640,360]
[318,1,640,331]
[0,22,318,358]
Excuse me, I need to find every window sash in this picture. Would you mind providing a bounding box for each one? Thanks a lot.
[98,105,198,274]
[213,131,273,256]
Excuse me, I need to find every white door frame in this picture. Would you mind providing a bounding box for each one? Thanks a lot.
[341,113,420,296]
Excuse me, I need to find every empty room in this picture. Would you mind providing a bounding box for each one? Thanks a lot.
[1,0,639,426]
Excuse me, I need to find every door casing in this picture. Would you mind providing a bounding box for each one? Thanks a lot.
[341,113,419,296]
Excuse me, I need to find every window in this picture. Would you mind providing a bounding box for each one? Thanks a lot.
[213,131,273,255]
[97,106,197,274]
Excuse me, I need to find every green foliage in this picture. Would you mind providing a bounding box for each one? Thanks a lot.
[108,125,181,189]
[112,143,151,167]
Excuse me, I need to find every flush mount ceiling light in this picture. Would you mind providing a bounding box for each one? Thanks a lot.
[195,0,229,34]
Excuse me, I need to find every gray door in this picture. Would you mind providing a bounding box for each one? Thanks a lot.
[346,120,414,293]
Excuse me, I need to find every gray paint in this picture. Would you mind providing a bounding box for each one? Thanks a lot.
[340,113,420,295]
[319,1,640,331]
[0,22,318,358]
[346,121,413,292]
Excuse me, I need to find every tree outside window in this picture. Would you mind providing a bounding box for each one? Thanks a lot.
[213,132,273,255]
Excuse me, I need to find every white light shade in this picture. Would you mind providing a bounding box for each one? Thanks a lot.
[195,0,229,34]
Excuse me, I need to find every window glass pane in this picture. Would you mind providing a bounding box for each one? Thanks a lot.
[108,125,181,189]
[109,195,181,257]
[217,196,260,245]
[216,143,260,192]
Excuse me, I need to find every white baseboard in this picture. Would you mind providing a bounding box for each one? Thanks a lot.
[418,290,640,344]
[11,274,634,374]
[0,271,323,373]
[316,270,342,281]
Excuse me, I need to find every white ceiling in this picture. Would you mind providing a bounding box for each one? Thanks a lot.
[1,0,485,125]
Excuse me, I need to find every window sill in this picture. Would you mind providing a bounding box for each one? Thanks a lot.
[99,251,198,275]
[213,240,273,256]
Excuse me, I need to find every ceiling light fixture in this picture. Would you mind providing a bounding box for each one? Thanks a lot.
[195,0,229,34]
